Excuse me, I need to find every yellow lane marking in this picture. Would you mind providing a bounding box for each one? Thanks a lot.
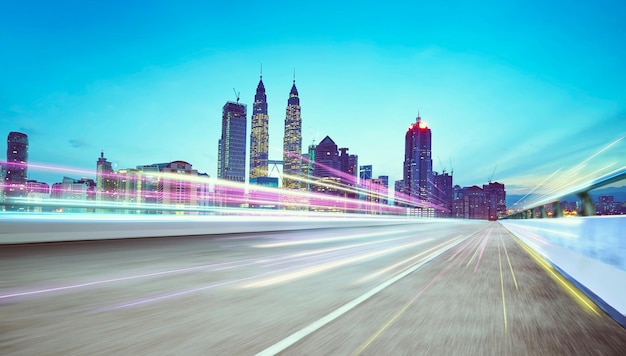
[497,237,508,332]
[500,234,519,291]
[506,231,601,316]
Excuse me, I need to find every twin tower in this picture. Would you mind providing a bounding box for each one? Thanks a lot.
[217,74,301,189]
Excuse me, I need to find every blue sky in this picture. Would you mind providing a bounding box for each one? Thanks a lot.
[1,0,625,196]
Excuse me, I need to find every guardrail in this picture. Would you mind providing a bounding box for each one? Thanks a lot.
[504,167,626,219]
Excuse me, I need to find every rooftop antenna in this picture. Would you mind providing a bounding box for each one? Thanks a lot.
[233,88,240,103]
[449,158,454,176]
[293,67,296,83]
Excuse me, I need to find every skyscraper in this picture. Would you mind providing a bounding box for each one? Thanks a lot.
[218,101,247,182]
[96,151,116,201]
[250,73,269,179]
[6,132,28,184]
[282,78,302,189]
[314,136,340,179]
[404,115,432,202]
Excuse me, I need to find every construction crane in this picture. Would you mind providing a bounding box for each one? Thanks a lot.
[488,163,498,183]
[437,156,447,174]
[233,88,240,103]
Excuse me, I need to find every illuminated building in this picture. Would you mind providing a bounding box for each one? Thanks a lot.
[314,136,340,179]
[0,165,5,202]
[282,78,302,189]
[158,161,199,208]
[452,183,506,220]
[378,175,389,205]
[96,151,116,201]
[218,101,247,182]
[250,73,269,179]
[433,171,453,217]
[483,181,506,220]
[404,115,432,202]
[359,165,372,182]
[5,132,28,200]
[6,132,28,185]
[302,144,316,191]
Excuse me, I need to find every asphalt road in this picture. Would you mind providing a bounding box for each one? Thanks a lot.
[1,220,624,355]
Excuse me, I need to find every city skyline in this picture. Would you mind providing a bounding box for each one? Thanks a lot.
[1,1,625,196]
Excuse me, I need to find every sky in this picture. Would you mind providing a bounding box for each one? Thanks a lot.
[1,0,625,199]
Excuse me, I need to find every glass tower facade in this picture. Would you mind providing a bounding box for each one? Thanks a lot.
[218,101,247,182]
[282,80,302,189]
[250,75,269,179]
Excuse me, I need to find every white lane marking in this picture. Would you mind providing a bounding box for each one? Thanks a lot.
[255,233,471,356]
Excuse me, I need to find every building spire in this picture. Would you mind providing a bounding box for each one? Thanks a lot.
[293,67,296,83]
[260,63,263,79]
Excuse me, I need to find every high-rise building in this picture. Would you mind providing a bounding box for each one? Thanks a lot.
[359,165,372,182]
[96,151,116,201]
[159,161,199,208]
[250,73,269,179]
[453,185,488,219]
[6,132,28,185]
[404,115,432,202]
[378,175,389,205]
[218,101,247,182]
[302,144,316,191]
[282,78,302,189]
[483,181,506,220]
[433,171,453,217]
[314,136,340,179]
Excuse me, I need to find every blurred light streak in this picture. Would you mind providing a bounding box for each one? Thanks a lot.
[473,229,491,272]
[0,258,269,301]
[242,239,433,288]
[253,230,409,248]
[352,235,467,355]
[511,135,624,211]
[256,234,468,356]
[357,237,454,283]
[509,232,601,315]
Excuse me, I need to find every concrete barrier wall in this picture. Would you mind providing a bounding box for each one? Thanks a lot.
[500,216,626,327]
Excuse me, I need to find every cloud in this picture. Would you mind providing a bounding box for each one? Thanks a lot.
[69,139,89,148]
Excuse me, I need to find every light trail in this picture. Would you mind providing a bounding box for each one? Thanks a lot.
[242,239,434,288]
[253,230,409,248]
[357,237,454,283]
[507,231,601,316]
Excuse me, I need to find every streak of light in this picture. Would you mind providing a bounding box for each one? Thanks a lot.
[473,229,491,272]
[356,237,452,283]
[466,234,487,268]
[256,234,470,356]
[512,168,562,208]
[0,260,251,300]
[242,239,433,288]
[507,231,601,315]
[352,235,467,355]
[253,230,409,248]
[291,236,416,258]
